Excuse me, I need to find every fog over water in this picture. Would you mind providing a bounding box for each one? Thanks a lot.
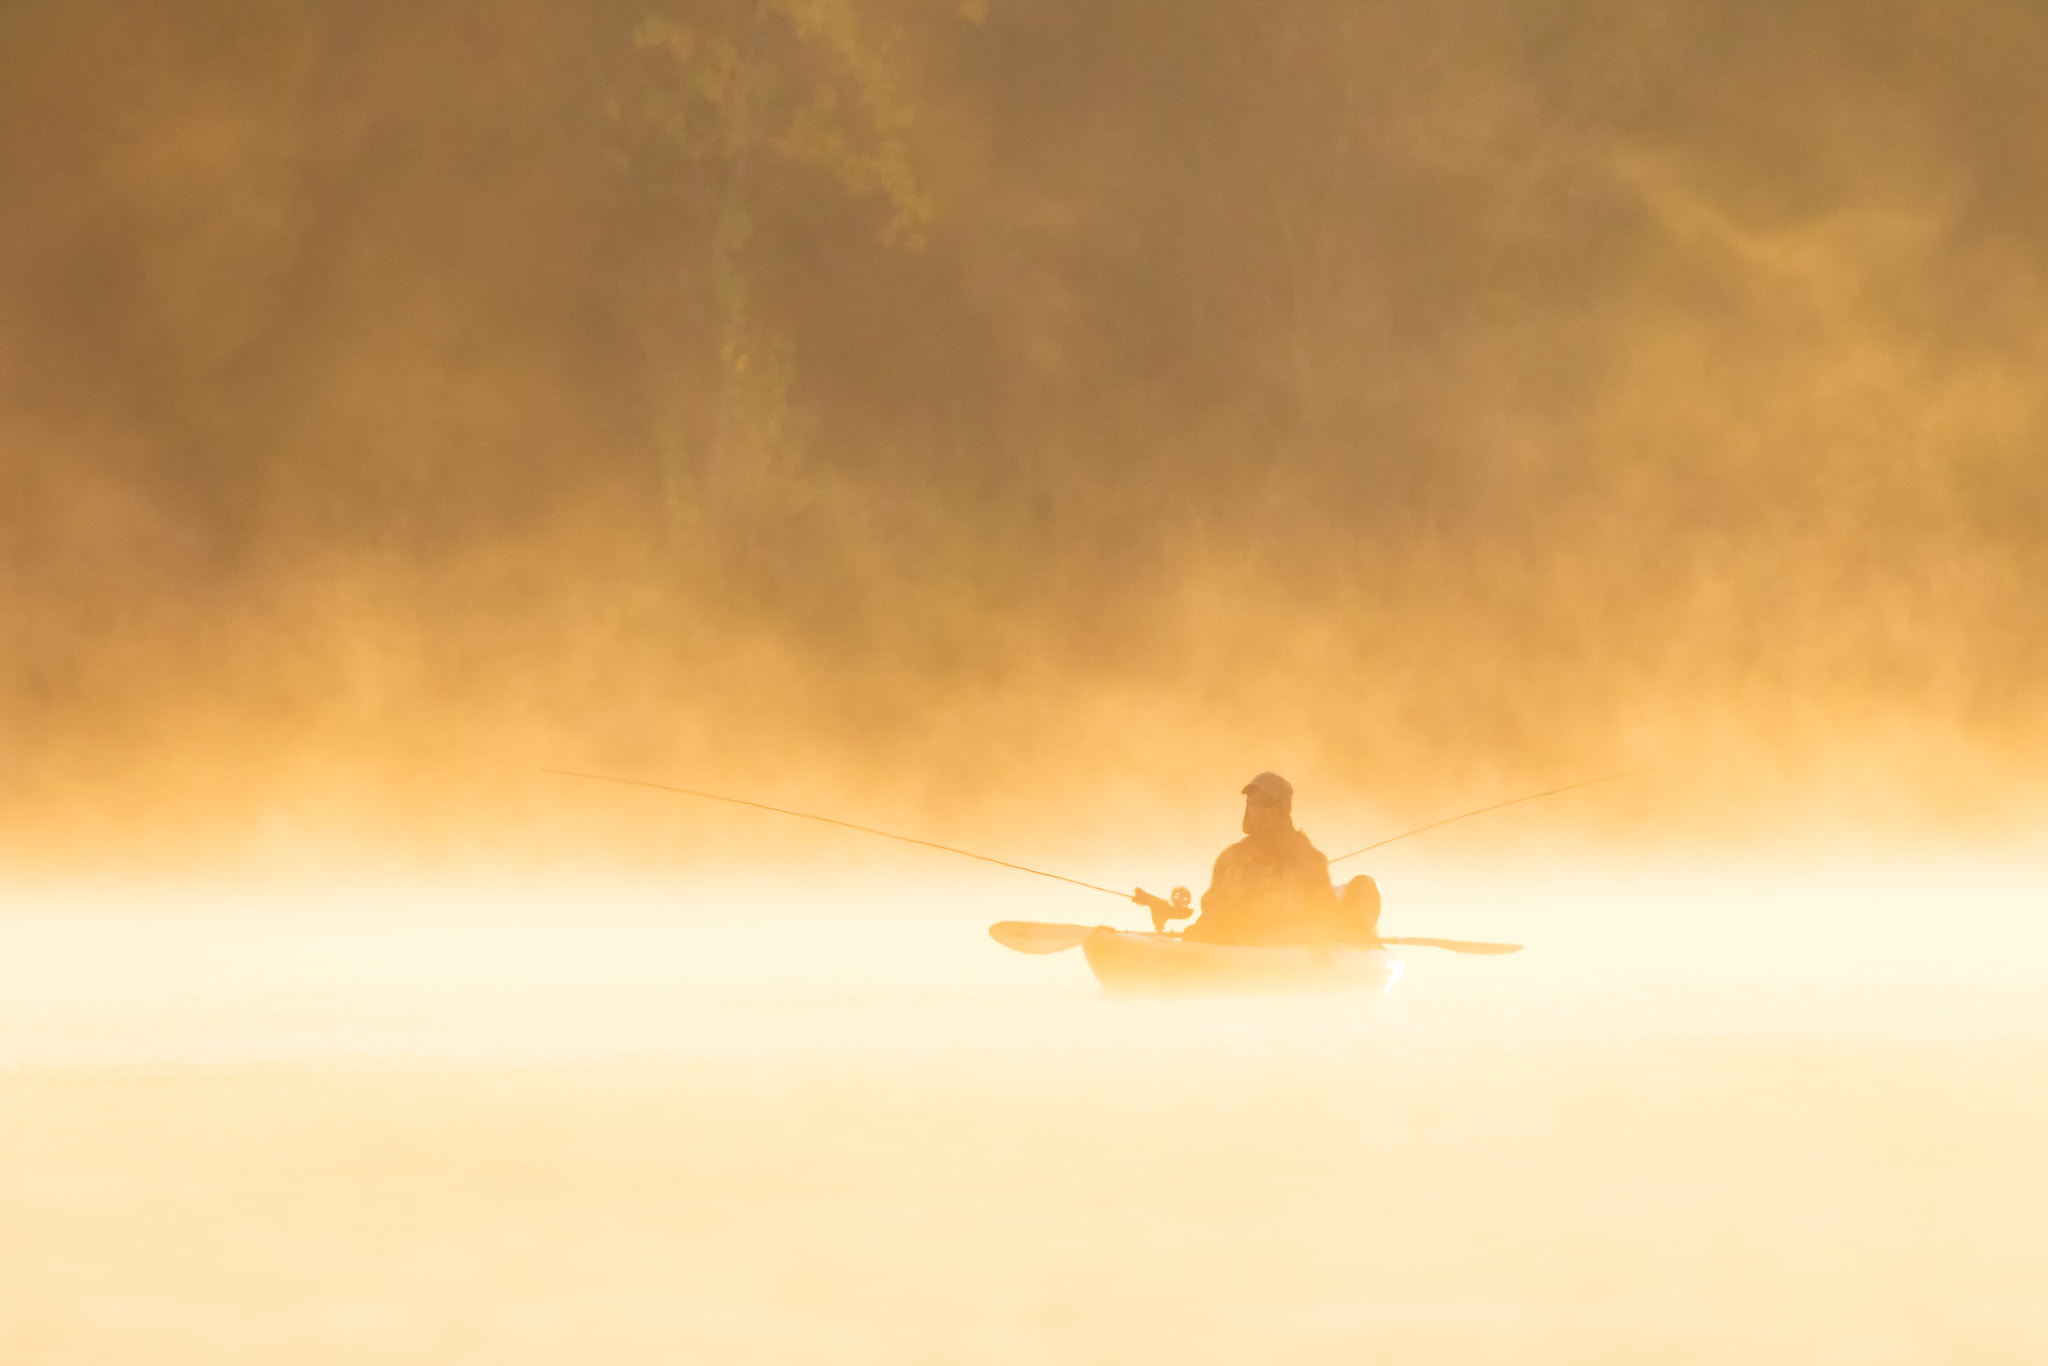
[8,859,2048,1361]
[6,2,2048,1361]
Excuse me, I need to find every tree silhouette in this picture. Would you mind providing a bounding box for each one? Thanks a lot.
[630,2,962,535]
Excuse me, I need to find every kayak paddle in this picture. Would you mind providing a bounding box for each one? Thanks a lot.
[988,921,1520,956]
[1379,936,1522,955]
[988,921,1100,953]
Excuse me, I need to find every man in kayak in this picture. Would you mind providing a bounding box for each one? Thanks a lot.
[1138,772,1380,946]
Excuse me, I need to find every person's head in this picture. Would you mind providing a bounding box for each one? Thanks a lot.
[1240,771,1295,837]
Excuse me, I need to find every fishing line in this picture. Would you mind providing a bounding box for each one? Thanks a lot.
[543,768,1128,897]
[1327,765,1673,865]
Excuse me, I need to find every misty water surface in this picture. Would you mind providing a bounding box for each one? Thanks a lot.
[6,858,2048,1363]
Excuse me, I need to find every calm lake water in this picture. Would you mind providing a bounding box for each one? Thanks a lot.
[4,856,2047,1363]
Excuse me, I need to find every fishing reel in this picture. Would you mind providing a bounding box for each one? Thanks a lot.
[1132,884,1194,933]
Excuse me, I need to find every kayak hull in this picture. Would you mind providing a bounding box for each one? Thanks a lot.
[1080,928,1403,995]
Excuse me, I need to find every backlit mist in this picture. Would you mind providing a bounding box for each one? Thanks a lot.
[7,2,2048,865]
[7,6,2048,1364]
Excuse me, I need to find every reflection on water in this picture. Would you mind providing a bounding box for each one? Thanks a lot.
[4,859,2048,1362]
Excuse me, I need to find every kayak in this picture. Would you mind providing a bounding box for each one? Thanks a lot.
[1078,926,1404,995]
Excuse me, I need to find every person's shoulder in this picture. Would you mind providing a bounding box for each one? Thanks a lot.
[1290,828,1331,865]
[1213,836,1255,868]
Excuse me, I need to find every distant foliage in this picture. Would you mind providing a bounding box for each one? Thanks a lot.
[6,0,2048,857]
[626,2,961,536]
[631,4,935,245]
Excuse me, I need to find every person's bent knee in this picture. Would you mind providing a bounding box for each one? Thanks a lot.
[1342,875,1381,935]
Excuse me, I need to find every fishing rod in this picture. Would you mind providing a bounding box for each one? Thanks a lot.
[1326,765,1671,865]
[549,762,1669,892]
[542,769,1127,897]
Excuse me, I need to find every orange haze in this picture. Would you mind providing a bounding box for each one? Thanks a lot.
[4,2,2047,868]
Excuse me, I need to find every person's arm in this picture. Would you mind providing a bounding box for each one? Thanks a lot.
[1293,845,1346,942]
[1183,848,1242,939]
[1200,846,1239,913]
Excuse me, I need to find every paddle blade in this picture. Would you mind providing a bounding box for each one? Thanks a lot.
[989,921,1095,954]
[1380,936,1522,955]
